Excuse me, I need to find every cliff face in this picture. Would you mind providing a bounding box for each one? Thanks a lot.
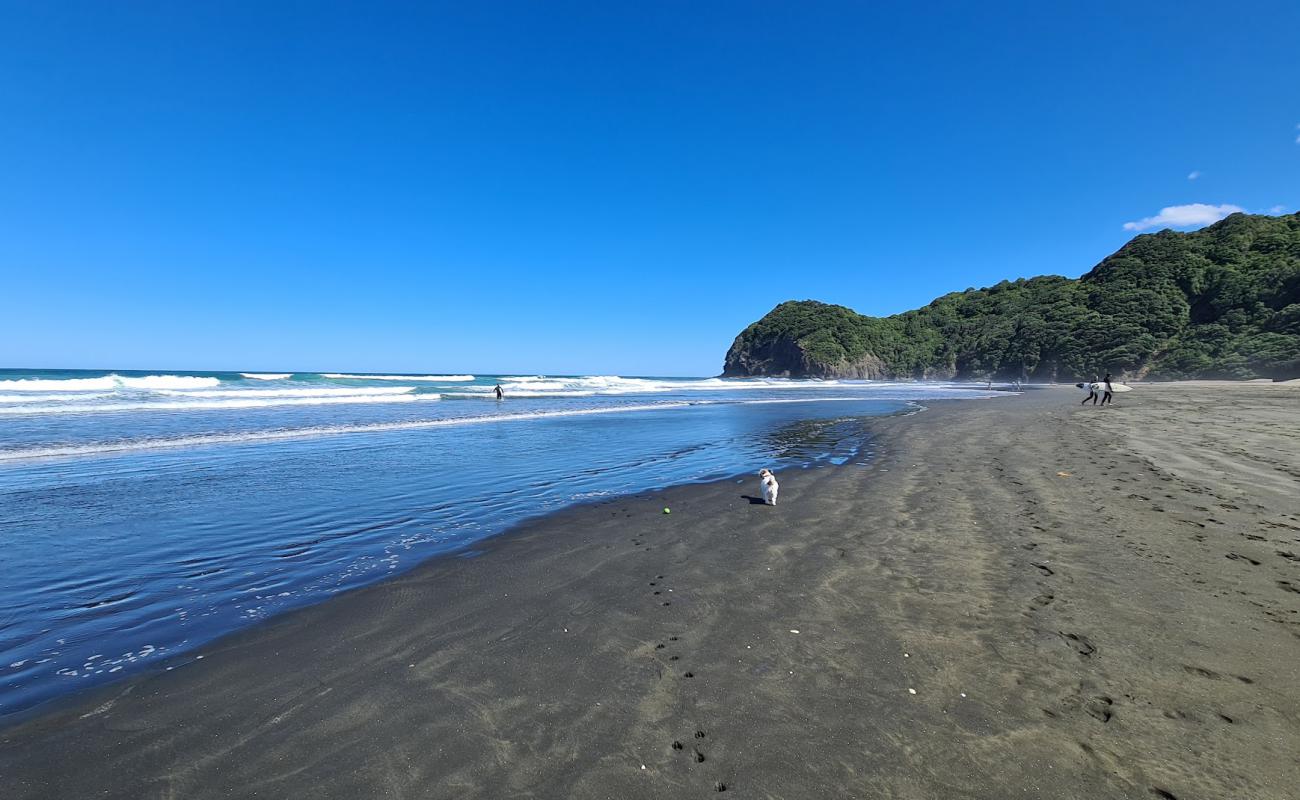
[721,299,899,378]
[722,212,1300,381]
[722,319,890,378]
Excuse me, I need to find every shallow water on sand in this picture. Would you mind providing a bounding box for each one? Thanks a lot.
[0,370,1003,717]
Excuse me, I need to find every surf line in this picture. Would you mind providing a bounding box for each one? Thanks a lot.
[0,396,913,463]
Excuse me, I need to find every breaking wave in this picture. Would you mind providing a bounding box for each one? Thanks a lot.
[456,375,890,397]
[0,374,221,392]
[0,392,436,416]
[321,374,476,382]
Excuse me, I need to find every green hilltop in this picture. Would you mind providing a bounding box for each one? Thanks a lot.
[723,212,1300,381]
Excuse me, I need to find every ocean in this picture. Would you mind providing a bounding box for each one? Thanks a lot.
[0,369,1003,718]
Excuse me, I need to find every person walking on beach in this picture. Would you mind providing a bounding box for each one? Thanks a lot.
[1081,376,1099,406]
[1099,373,1114,406]
[494,384,504,400]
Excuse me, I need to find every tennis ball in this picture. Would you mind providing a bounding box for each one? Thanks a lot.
[663,508,671,514]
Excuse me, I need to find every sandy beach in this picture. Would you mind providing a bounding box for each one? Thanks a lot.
[2,383,1298,799]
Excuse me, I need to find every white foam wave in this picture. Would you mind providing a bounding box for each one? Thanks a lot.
[0,374,221,392]
[441,376,997,399]
[0,393,116,404]
[444,390,599,398]
[122,375,222,390]
[240,373,293,380]
[459,375,870,397]
[0,393,437,416]
[0,376,118,391]
[157,387,414,398]
[321,374,475,382]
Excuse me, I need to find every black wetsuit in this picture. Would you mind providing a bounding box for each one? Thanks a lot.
[1100,374,1114,406]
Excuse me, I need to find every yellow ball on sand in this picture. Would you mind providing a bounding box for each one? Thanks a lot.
[663,508,671,514]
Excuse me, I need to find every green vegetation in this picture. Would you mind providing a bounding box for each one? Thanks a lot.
[724,212,1300,381]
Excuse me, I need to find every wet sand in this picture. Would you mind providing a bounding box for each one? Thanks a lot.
[2,383,1298,799]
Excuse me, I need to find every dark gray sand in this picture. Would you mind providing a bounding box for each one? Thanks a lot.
[3,383,1298,799]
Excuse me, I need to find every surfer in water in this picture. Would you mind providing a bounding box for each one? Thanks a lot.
[1081,376,1099,405]
[1100,373,1114,406]
[494,384,504,400]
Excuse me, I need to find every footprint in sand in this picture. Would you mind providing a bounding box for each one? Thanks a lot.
[1058,632,1096,658]
[1024,594,1055,617]
[1181,665,1221,680]
[1084,695,1114,723]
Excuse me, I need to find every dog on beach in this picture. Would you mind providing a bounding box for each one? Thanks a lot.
[758,468,779,506]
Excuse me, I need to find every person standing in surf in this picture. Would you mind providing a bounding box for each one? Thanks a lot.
[494,384,504,400]
[1099,373,1114,406]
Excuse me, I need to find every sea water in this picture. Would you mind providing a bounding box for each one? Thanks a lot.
[0,369,1002,717]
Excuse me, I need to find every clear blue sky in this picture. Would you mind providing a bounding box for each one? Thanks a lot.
[2,1,1297,376]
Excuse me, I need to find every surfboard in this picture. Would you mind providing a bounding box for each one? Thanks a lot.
[1075,382,1133,393]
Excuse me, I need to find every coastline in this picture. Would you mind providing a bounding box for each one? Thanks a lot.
[2,384,1298,798]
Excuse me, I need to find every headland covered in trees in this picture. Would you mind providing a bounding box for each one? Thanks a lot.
[724,212,1300,381]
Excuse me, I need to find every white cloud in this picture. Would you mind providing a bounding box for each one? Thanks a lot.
[1187,170,1201,180]
[1122,203,1245,232]
[1267,205,1287,214]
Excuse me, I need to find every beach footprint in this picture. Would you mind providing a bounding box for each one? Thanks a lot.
[1028,593,1055,613]
[1058,631,1096,658]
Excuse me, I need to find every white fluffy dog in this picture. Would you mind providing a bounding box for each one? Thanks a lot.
[758,468,779,506]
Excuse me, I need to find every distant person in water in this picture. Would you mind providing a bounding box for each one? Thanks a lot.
[1100,373,1114,406]
[494,384,504,400]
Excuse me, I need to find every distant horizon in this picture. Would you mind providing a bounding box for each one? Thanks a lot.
[0,366,722,378]
[12,209,1300,379]
[3,3,1296,375]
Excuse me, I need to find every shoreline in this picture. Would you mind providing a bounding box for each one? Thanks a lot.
[3,384,1298,798]
[0,390,930,717]
[0,399,912,729]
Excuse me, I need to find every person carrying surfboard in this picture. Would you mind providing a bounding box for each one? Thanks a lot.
[1081,376,1099,405]
[1100,373,1114,406]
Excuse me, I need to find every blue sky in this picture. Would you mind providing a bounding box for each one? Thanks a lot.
[1,1,1297,376]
